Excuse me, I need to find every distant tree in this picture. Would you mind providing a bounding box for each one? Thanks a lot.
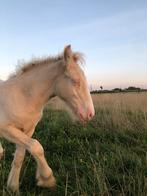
[126,86,141,91]
[112,88,122,92]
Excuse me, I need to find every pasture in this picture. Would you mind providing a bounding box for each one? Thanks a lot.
[0,92,147,196]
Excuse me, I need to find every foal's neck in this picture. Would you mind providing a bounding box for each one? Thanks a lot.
[14,61,63,110]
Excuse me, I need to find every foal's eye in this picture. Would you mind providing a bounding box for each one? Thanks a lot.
[72,79,80,87]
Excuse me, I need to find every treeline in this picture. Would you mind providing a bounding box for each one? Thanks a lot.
[91,86,147,94]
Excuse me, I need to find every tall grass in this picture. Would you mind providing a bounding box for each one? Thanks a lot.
[0,92,147,195]
[92,92,147,111]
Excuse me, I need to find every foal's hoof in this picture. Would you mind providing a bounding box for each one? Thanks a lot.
[7,185,19,195]
[7,177,19,194]
[37,175,56,189]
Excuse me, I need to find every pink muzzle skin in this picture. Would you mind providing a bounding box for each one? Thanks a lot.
[78,106,95,122]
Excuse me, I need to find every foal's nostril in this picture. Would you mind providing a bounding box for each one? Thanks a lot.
[87,106,95,120]
[88,111,94,120]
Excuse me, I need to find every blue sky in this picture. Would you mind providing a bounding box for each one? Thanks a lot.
[0,0,147,89]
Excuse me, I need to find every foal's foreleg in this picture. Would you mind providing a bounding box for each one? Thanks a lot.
[2,126,55,191]
[0,142,4,160]
[7,146,25,192]
[7,129,35,192]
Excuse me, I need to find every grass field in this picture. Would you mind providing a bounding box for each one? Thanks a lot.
[0,92,147,196]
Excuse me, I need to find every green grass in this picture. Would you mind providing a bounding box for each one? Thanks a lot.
[0,108,147,196]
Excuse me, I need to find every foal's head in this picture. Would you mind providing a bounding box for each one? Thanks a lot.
[55,45,95,122]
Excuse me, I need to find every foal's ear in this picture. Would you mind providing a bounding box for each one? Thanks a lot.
[64,45,72,63]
